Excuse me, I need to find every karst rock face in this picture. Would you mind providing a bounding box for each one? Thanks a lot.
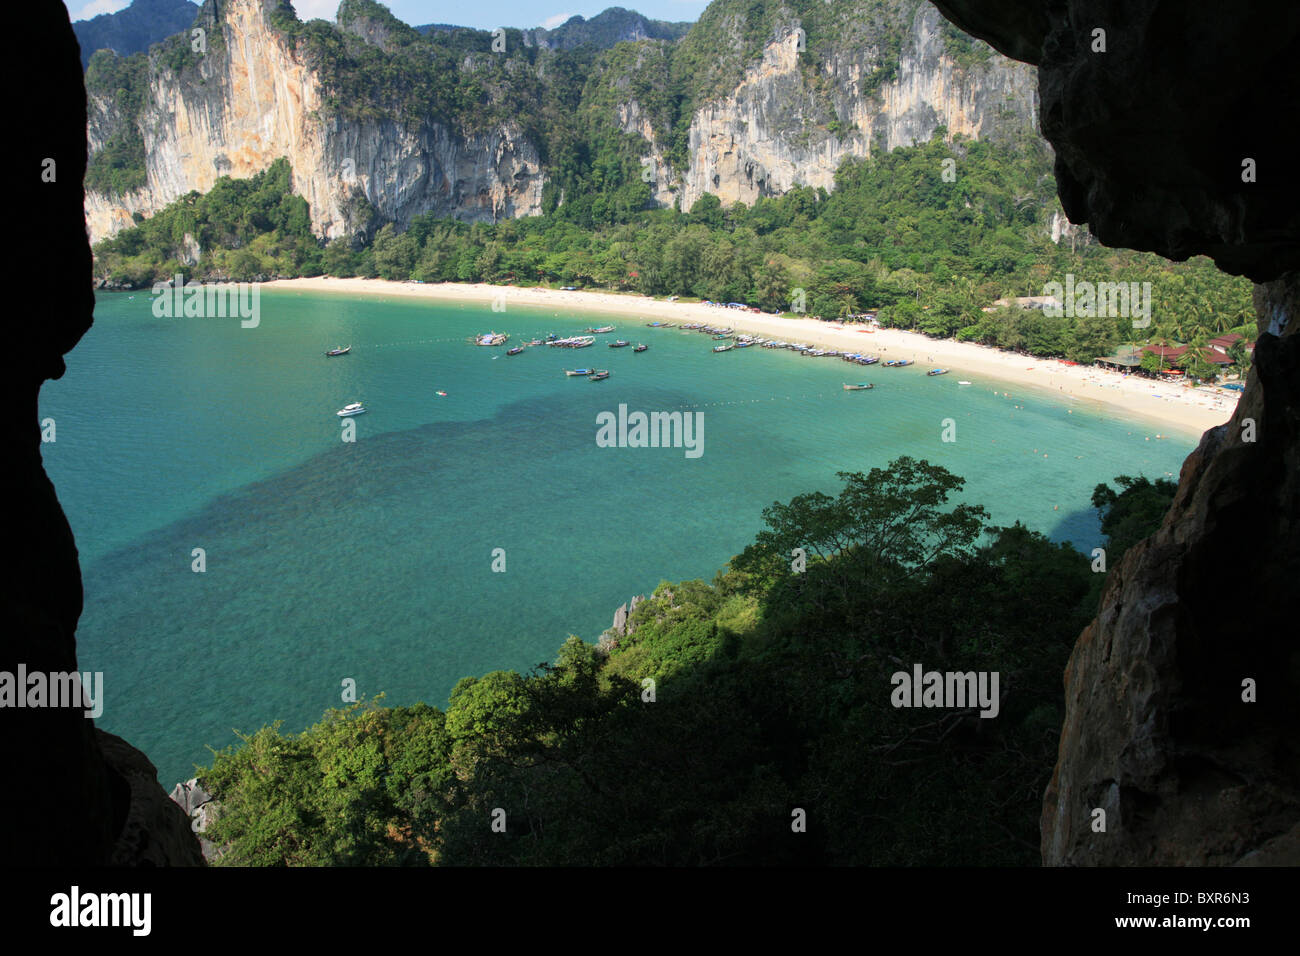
[0,4,201,866]
[933,0,1300,864]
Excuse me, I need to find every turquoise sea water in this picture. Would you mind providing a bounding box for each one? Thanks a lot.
[40,289,1197,785]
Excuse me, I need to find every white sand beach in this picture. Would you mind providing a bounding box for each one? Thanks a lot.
[262,277,1242,437]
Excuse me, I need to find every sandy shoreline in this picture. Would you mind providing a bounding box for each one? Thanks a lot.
[261,276,1240,437]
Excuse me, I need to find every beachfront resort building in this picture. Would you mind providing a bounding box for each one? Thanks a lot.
[1095,345,1144,372]
[1095,334,1252,378]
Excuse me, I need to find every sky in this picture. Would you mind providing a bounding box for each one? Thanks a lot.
[65,0,711,32]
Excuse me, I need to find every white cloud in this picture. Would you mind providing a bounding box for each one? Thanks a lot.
[69,0,130,20]
[290,0,342,21]
[540,12,576,30]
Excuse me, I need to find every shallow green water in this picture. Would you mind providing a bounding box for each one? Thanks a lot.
[39,289,1196,784]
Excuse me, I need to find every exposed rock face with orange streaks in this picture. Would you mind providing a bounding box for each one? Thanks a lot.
[85,0,544,245]
[677,4,1037,210]
[87,1,1039,242]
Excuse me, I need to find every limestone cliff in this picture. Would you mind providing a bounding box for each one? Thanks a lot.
[85,0,544,245]
[676,3,1037,209]
[86,0,1037,243]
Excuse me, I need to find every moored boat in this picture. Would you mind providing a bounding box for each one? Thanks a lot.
[507,346,525,355]
[565,368,597,376]
[884,359,913,367]
[336,402,366,416]
[843,383,874,390]
[584,325,616,334]
[609,340,631,348]
[633,344,648,352]
[713,344,734,352]
[588,369,611,380]
[325,345,351,356]
[475,332,509,346]
[927,368,950,376]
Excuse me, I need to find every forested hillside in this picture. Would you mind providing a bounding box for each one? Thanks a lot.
[195,460,1172,865]
[83,0,1044,240]
[93,136,1254,366]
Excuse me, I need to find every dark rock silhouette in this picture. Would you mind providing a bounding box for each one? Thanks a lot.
[933,0,1300,865]
[0,3,200,866]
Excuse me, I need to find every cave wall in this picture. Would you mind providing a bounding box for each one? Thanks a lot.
[931,0,1300,864]
[3,0,1297,867]
[0,3,200,867]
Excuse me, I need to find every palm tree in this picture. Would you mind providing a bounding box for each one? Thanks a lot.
[837,290,860,320]
[1149,321,1178,350]
[1144,332,1176,374]
[1166,311,1191,342]
[1182,332,1212,383]
[1227,339,1251,377]
[1207,304,1235,334]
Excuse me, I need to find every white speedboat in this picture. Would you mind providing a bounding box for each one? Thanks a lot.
[337,402,367,416]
